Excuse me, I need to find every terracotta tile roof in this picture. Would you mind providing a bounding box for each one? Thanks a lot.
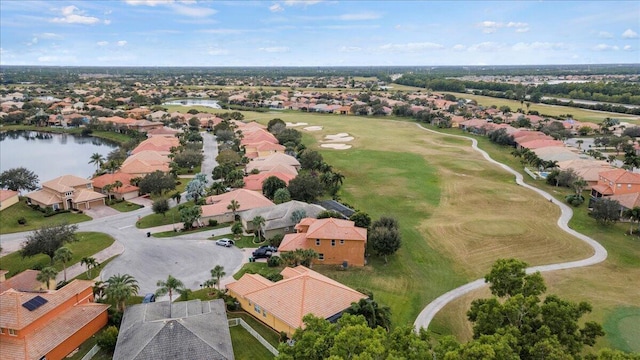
[243,172,295,192]
[91,172,135,188]
[0,270,43,294]
[1,303,108,360]
[0,280,96,330]
[42,175,92,193]
[202,189,274,217]
[0,189,19,202]
[591,184,613,195]
[25,189,60,205]
[244,141,286,152]
[278,233,308,252]
[519,139,565,149]
[302,218,367,241]
[609,192,640,210]
[227,266,366,329]
[246,153,300,173]
[74,189,107,202]
[226,273,272,295]
[598,169,640,184]
[131,137,179,154]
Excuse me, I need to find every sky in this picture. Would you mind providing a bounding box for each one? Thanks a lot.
[1,0,638,67]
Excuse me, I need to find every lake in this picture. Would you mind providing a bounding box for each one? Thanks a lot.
[0,131,119,186]
[163,99,221,109]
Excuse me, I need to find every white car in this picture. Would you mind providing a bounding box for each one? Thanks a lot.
[215,238,235,247]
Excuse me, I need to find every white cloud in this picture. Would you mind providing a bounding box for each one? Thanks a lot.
[171,4,217,17]
[624,45,633,51]
[622,29,638,39]
[104,19,112,25]
[478,20,529,34]
[339,46,362,52]
[283,0,323,5]
[259,46,290,53]
[208,47,229,55]
[51,5,100,24]
[200,28,249,34]
[124,0,190,5]
[97,41,109,46]
[452,44,466,51]
[269,3,284,12]
[338,12,381,21]
[39,32,62,39]
[512,42,568,51]
[27,37,39,46]
[379,42,444,52]
[598,31,613,39]
[593,44,619,51]
[468,42,504,52]
[117,40,128,46]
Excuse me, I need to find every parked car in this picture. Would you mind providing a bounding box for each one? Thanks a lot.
[142,293,156,303]
[216,238,235,247]
[258,245,278,253]
[252,247,273,259]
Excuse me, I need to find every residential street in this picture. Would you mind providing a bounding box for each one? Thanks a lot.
[412,124,608,331]
[0,131,247,298]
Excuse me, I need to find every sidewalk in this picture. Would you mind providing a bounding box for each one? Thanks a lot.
[56,240,125,282]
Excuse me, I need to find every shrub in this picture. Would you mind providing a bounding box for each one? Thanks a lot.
[267,256,282,267]
[17,217,26,225]
[565,194,584,207]
[96,326,119,353]
[208,219,218,227]
[264,272,284,282]
[269,234,284,247]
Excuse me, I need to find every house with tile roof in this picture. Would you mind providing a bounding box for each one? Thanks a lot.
[113,299,234,360]
[591,169,640,198]
[279,217,367,267]
[242,171,296,192]
[0,270,53,294]
[245,153,301,174]
[518,139,565,150]
[120,151,171,177]
[243,141,286,159]
[239,200,325,239]
[0,189,19,211]
[202,189,275,223]
[91,172,140,200]
[25,175,106,211]
[226,266,367,336]
[0,279,109,360]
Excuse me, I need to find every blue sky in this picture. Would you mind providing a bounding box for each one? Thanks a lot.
[1,0,638,66]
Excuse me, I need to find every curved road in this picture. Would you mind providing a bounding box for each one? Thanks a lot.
[413,124,608,331]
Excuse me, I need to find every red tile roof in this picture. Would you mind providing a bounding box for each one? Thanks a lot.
[598,169,640,184]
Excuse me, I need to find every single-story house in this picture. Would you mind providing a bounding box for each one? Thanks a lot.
[91,172,140,200]
[113,299,234,360]
[202,189,275,223]
[243,171,296,192]
[240,200,325,239]
[226,266,367,336]
[0,189,20,211]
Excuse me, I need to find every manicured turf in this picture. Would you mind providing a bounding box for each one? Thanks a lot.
[0,199,91,234]
[136,200,195,228]
[0,232,115,278]
[603,306,640,353]
[108,200,144,212]
[73,257,115,281]
[230,326,276,360]
[227,311,281,347]
[232,262,282,280]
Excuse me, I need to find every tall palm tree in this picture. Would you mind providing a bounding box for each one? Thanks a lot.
[89,153,104,171]
[37,267,58,290]
[105,273,140,312]
[53,247,73,282]
[622,207,640,235]
[227,199,240,220]
[105,160,121,174]
[155,275,185,304]
[113,180,123,198]
[210,265,226,291]
[81,256,99,278]
[251,216,266,242]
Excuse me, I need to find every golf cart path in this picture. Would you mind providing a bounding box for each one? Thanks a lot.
[413,124,608,331]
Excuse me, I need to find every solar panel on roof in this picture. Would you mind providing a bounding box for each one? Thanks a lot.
[21,295,48,311]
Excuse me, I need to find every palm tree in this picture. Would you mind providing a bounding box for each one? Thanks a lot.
[81,257,99,278]
[103,184,114,201]
[53,247,73,282]
[231,221,243,240]
[210,265,226,291]
[298,249,319,268]
[572,179,588,196]
[210,181,226,195]
[227,199,240,220]
[171,192,182,204]
[113,180,123,198]
[104,160,121,174]
[251,216,266,242]
[576,139,584,149]
[92,280,106,301]
[622,207,640,234]
[155,275,185,304]
[37,267,58,290]
[89,153,104,171]
[105,273,140,312]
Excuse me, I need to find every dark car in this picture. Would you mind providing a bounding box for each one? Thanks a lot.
[258,245,278,253]
[252,247,273,259]
[142,293,156,303]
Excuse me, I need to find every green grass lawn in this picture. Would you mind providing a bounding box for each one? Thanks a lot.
[136,200,195,228]
[603,307,640,353]
[152,222,229,238]
[227,311,281,347]
[73,257,116,281]
[0,232,115,278]
[108,200,144,212]
[232,262,283,280]
[230,326,276,360]
[0,199,91,234]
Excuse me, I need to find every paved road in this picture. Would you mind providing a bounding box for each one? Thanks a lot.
[201,131,219,184]
[412,123,608,331]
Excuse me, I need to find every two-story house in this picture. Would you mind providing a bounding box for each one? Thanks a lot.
[25,175,106,211]
[590,169,640,198]
[278,217,367,267]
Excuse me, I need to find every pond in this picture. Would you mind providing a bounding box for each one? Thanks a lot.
[163,99,221,109]
[0,131,119,186]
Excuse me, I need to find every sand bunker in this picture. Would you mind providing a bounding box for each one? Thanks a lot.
[304,126,323,131]
[286,122,308,127]
[324,133,354,142]
[321,144,352,150]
